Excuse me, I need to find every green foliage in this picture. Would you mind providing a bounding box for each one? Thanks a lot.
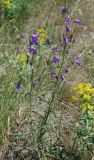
[70,110,94,159]
[0,0,46,27]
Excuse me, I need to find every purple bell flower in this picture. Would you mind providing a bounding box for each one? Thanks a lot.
[74,19,81,25]
[74,56,81,65]
[66,25,71,32]
[65,68,70,73]
[61,75,66,82]
[61,7,68,14]
[64,17,70,23]
[50,70,56,78]
[52,47,58,52]
[63,34,68,44]
[53,55,60,63]
[16,82,21,90]
[31,33,39,45]
[29,44,37,54]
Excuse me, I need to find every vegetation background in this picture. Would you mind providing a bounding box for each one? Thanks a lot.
[0,0,94,159]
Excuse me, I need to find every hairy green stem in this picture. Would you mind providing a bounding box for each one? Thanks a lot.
[29,55,34,130]
[37,46,67,141]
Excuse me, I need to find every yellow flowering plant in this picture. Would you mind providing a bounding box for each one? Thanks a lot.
[2,0,12,9]
[71,83,94,155]
[72,83,94,111]
[17,54,27,63]
[37,28,47,43]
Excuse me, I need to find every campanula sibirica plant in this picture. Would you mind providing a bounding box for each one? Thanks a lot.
[1,1,93,159]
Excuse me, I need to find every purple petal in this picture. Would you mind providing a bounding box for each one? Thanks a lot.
[64,17,70,23]
[61,75,66,82]
[65,68,70,73]
[74,56,81,65]
[74,19,81,25]
[16,82,21,90]
[66,25,71,32]
[31,33,39,45]
[63,34,68,44]
[61,7,68,14]
[50,70,56,78]
[53,55,60,63]
[52,47,58,52]
[29,45,37,54]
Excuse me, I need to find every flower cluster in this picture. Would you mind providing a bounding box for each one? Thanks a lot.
[37,28,47,43]
[16,29,47,89]
[16,6,82,89]
[72,83,94,111]
[61,6,81,45]
[28,28,47,54]
[17,54,27,63]
[50,6,81,82]
[2,0,12,9]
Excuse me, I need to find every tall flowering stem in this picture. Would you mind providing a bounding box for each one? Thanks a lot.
[37,45,67,142]
[29,55,34,131]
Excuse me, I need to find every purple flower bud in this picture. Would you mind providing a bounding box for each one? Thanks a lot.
[71,37,75,43]
[29,45,37,54]
[50,70,56,78]
[64,17,70,23]
[52,47,58,52]
[31,34,39,45]
[66,25,71,32]
[16,82,21,90]
[63,34,68,44]
[61,7,68,14]
[61,75,66,82]
[74,19,81,25]
[74,56,81,65]
[65,68,70,73]
[53,55,60,63]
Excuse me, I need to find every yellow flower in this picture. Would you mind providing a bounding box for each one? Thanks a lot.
[73,83,94,111]
[80,103,86,109]
[78,90,84,96]
[73,83,93,96]
[83,94,91,101]
[39,34,46,43]
[83,85,91,93]
[77,83,83,89]
[73,87,78,92]
[87,105,94,111]
[37,28,47,43]
[71,96,77,102]
[73,84,83,92]
[84,83,91,88]
[91,88,94,95]
[17,54,27,63]
[3,0,12,9]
